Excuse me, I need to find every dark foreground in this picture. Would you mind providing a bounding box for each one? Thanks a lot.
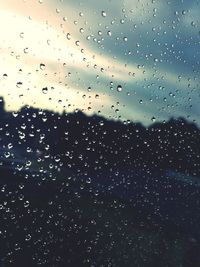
[0,167,200,267]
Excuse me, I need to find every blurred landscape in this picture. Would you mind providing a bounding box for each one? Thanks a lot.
[0,97,200,266]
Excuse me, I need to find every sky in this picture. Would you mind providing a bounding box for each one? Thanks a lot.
[0,0,200,126]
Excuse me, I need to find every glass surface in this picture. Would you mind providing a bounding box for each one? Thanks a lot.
[0,1,200,266]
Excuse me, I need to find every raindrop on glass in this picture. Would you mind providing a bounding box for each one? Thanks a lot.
[101,11,106,17]
[117,85,122,92]
[40,63,46,70]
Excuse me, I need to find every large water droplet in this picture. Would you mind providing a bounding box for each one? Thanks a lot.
[117,85,122,92]
[40,63,46,70]
[101,11,106,17]
[3,73,8,79]
[42,87,48,94]
[16,82,23,88]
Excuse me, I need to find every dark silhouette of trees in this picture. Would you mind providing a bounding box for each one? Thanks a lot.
[0,97,199,177]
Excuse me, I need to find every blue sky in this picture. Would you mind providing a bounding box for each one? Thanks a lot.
[0,0,199,125]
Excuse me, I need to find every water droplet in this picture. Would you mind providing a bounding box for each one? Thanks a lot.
[8,143,13,149]
[25,234,32,241]
[101,11,106,17]
[4,151,10,158]
[19,32,24,38]
[16,82,23,88]
[23,47,29,54]
[66,33,71,40]
[42,87,48,94]
[12,111,18,117]
[86,177,91,184]
[117,85,122,92]
[40,63,45,70]
[24,201,30,208]
[3,73,8,79]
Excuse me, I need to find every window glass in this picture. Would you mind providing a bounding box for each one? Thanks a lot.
[0,1,200,266]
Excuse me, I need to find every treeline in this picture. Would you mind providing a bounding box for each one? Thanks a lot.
[0,97,199,177]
